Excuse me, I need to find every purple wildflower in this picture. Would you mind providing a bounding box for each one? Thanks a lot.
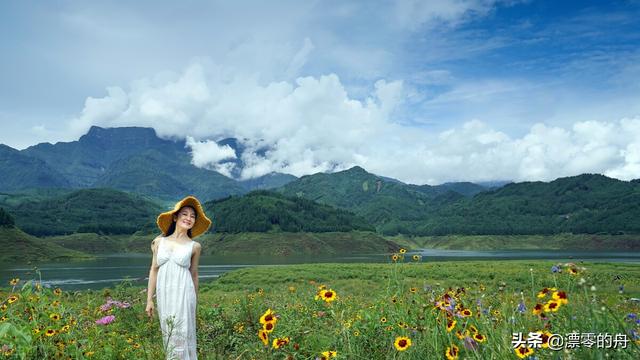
[463,336,478,351]
[517,301,526,314]
[551,265,560,273]
[95,315,115,325]
[100,298,131,311]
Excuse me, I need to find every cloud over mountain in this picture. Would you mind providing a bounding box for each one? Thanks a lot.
[65,62,640,184]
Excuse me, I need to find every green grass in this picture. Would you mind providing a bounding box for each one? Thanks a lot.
[205,231,400,256]
[43,231,400,256]
[388,233,640,251]
[0,227,92,263]
[1,260,639,359]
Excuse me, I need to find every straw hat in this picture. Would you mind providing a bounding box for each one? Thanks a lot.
[156,195,212,238]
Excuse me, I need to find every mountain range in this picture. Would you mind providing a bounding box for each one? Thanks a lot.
[0,126,496,200]
[1,126,638,238]
[1,126,295,200]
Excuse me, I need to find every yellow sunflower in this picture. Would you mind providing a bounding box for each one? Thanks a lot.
[53,288,62,296]
[258,329,269,346]
[543,300,561,312]
[445,344,459,360]
[515,345,534,358]
[552,291,568,305]
[459,308,472,317]
[262,321,275,333]
[49,313,61,321]
[532,303,543,315]
[394,336,412,351]
[259,308,277,325]
[7,295,19,304]
[272,338,284,349]
[321,350,337,358]
[321,289,337,303]
[9,278,19,286]
[399,248,407,254]
[532,331,552,348]
[446,319,456,332]
[473,333,487,342]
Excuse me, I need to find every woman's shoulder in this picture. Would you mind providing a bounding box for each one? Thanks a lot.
[151,234,164,246]
[191,240,202,252]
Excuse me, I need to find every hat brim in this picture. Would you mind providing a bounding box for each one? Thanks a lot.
[156,196,212,238]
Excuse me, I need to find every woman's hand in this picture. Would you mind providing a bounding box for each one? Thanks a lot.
[145,301,155,318]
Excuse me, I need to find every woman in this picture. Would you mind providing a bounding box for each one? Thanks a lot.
[146,195,212,360]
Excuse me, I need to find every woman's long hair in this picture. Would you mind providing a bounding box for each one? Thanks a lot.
[163,206,196,238]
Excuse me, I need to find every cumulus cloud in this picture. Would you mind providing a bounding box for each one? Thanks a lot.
[67,61,640,184]
[185,136,237,177]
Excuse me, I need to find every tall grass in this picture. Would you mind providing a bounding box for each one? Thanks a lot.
[1,258,639,359]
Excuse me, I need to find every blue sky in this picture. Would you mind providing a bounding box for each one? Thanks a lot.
[1,0,640,184]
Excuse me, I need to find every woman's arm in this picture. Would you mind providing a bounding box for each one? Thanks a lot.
[190,242,202,300]
[145,235,161,318]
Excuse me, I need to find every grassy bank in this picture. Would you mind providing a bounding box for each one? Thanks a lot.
[204,231,399,256]
[45,231,400,256]
[1,259,639,358]
[388,233,640,251]
[0,227,92,263]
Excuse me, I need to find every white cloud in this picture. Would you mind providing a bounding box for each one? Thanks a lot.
[185,136,237,173]
[66,61,640,184]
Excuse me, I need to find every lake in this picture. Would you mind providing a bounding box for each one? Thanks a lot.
[2,249,640,290]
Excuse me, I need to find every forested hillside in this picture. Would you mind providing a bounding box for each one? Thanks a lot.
[205,190,374,233]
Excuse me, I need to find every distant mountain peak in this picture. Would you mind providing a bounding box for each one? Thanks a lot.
[344,165,368,174]
[83,125,158,140]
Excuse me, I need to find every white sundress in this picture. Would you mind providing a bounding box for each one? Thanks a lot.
[156,237,198,360]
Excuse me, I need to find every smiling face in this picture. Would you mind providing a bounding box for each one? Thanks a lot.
[173,206,196,232]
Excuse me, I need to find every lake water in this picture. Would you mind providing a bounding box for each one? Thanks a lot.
[2,249,639,290]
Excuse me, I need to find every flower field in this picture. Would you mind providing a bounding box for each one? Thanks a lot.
[1,254,639,359]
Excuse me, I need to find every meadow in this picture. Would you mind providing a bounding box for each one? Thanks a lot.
[1,256,639,359]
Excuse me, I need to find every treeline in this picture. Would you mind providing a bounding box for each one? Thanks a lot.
[1,188,162,236]
[3,172,640,238]
[379,175,640,236]
[205,190,374,233]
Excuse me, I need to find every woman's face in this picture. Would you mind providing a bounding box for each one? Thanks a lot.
[173,206,196,231]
